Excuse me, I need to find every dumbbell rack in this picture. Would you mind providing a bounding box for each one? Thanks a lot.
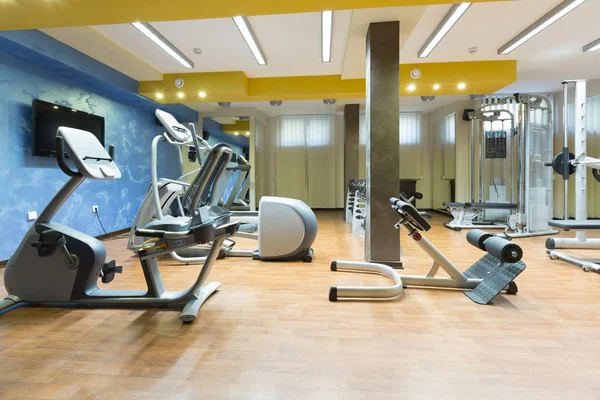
[345,180,366,235]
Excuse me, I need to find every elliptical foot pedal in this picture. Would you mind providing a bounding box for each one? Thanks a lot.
[462,254,526,305]
[100,260,123,284]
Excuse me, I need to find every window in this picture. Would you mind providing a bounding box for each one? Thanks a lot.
[400,113,421,145]
[443,113,456,145]
[279,116,331,148]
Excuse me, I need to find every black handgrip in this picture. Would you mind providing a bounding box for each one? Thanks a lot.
[55,137,82,177]
[108,145,115,160]
[593,169,600,183]
[562,147,570,180]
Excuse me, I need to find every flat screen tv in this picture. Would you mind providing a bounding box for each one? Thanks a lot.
[32,99,105,157]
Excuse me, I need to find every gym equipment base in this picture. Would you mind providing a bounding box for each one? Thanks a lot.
[502,229,559,239]
[547,250,600,274]
[329,254,524,305]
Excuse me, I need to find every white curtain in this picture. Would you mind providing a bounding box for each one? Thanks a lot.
[359,112,423,179]
[275,115,336,208]
[566,96,600,218]
[442,113,456,180]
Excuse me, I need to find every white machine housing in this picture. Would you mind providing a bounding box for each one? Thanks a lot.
[257,197,318,260]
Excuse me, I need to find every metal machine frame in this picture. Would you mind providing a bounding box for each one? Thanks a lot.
[546,80,600,273]
[506,94,559,238]
[330,198,525,305]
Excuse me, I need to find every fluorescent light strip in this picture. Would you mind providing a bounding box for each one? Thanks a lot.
[322,10,333,63]
[498,0,586,55]
[583,37,600,52]
[233,16,267,66]
[418,3,471,58]
[132,22,194,68]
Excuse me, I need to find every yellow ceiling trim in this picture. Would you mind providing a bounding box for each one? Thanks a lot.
[222,121,251,133]
[1,0,513,31]
[139,61,517,103]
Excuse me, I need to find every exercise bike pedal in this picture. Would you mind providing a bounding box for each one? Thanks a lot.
[100,260,123,284]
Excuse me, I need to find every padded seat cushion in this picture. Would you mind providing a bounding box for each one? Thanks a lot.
[549,220,600,230]
[465,202,518,210]
[443,202,465,207]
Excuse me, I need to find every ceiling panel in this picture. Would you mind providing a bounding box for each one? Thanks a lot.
[93,11,352,77]
[400,0,600,91]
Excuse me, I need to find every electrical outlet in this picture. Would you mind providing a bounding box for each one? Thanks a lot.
[27,211,37,221]
[92,205,99,213]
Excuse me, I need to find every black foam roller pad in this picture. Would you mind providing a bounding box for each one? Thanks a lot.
[466,229,493,251]
[484,237,523,263]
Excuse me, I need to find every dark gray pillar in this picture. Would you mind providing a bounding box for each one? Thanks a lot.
[365,21,401,266]
[344,104,360,221]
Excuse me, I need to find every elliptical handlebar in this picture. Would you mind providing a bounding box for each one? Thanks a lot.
[188,123,209,168]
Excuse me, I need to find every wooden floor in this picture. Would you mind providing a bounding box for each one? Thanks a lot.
[1,211,600,399]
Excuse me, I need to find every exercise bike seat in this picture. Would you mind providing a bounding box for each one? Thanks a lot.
[389,198,431,232]
[464,202,518,210]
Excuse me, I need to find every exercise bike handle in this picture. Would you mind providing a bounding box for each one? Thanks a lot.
[55,136,82,178]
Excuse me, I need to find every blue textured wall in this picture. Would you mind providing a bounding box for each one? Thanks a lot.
[0,31,197,260]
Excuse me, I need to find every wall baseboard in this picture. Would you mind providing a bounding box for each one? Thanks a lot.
[0,227,131,267]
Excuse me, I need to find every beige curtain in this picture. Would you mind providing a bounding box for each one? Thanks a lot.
[275,115,337,208]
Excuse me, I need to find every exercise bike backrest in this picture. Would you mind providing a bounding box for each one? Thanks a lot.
[56,127,121,180]
[388,197,431,232]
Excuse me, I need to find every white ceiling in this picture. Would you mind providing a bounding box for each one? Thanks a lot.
[401,0,600,91]
[341,6,426,79]
[93,12,352,78]
[42,0,600,114]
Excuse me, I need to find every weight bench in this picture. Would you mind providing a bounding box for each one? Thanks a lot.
[545,220,600,274]
[444,202,517,231]
[330,198,526,305]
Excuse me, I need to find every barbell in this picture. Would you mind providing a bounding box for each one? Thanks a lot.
[546,148,600,183]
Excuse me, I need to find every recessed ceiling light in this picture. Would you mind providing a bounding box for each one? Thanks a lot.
[245,131,250,136]
[433,84,441,90]
[407,84,416,92]
[131,22,194,68]
[498,0,586,55]
[583,37,600,52]
[177,92,185,99]
[458,82,466,90]
[233,16,267,66]
[72,109,77,112]
[418,3,472,58]
[198,91,207,99]
[53,106,58,109]
[322,10,333,63]
[270,101,283,107]
[234,132,240,136]
[156,93,164,100]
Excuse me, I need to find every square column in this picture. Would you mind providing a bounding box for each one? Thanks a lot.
[365,21,401,266]
[344,104,360,221]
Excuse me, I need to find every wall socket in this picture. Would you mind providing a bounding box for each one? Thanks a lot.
[27,211,38,221]
[92,205,99,213]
